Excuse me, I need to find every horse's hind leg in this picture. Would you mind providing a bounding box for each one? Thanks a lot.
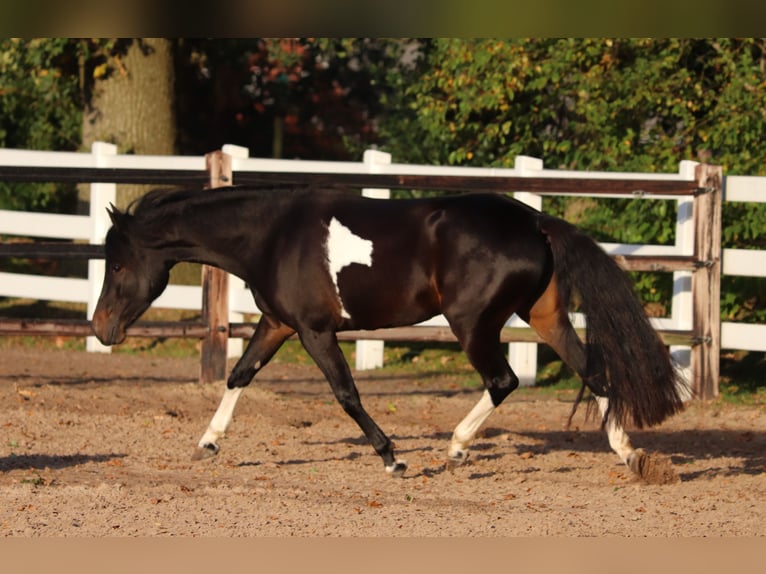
[527,278,677,483]
[525,281,637,460]
[447,318,519,468]
[298,328,407,477]
[193,315,294,461]
[594,396,636,466]
[530,309,638,472]
[595,396,678,484]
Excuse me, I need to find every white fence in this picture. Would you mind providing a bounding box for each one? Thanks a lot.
[1,143,764,387]
[718,175,766,353]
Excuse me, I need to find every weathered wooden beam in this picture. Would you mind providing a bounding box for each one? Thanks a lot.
[0,318,208,338]
[199,151,232,384]
[0,317,696,352]
[229,323,696,348]
[232,172,701,196]
[0,243,104,259]
[690,164,723,399]
[613,255,699,272]
[0,165,207,185]
[0,244,700,273]
[0,164,701,196]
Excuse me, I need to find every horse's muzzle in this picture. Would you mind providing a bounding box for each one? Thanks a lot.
[91,308,125,345]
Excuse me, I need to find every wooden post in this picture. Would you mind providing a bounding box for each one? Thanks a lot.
[200,151,232,383]
[690,164,723,400]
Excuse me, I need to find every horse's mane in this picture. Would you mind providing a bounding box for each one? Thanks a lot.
[127,187,207,217]
[126,183,345,223]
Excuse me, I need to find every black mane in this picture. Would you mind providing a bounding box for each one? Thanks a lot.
[126,184,352,223]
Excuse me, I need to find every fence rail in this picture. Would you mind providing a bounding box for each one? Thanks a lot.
[1,143,760,400]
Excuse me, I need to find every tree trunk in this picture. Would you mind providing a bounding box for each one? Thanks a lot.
[81,38,176,209]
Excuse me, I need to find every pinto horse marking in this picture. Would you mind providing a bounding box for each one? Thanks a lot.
[92,186,687,482]
[326,217,373,319]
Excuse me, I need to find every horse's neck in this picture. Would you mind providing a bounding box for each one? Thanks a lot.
[159,199,263,278]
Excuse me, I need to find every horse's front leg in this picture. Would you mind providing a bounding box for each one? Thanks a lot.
[298,328,407,477]
[193,386,244,460]
[193,316,294,461]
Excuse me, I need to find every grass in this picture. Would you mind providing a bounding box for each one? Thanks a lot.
[718,350,766,406]
[1,299,764,407]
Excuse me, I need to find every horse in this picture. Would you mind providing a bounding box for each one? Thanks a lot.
[91,185,687,483]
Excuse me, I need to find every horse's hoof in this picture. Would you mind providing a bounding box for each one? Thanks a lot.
[192,443,219,461]
[627,448,679,485]
[386,460,407,478]
[446,450,469,471]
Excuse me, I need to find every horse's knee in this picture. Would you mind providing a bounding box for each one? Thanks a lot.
[227,359,262,389]
[487,371,519,406]
[227,367,254,389]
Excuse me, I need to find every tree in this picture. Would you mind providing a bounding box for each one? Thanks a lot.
[0,38,177,211]
[80,38,176,208]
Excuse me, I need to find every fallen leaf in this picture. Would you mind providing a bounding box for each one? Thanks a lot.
[14,384,36,400]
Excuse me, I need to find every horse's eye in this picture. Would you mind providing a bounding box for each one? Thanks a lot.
[111,263,123,273]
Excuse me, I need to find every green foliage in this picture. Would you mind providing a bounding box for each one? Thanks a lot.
[0,38,84,211]
[718,351,766,406]
[0,39,82,150]
[378,38,766,322]
[382,39,766,174]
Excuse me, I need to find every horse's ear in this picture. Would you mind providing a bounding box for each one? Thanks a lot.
[106,203,124,227]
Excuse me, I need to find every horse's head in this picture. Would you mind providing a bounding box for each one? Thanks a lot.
[92,206,171,345]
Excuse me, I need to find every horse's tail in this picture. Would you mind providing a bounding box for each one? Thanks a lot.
[538,214,687,429]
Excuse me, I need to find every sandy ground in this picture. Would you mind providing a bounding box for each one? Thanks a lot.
[0,347,764,537]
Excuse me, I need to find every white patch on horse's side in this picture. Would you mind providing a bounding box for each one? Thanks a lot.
[326,217,373,318]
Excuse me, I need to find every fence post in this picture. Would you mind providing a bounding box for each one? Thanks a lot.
[690,164,723,399]
[221,144,250,360]
[355,149,391,371]
[509,155,544,386]
[670,160,698,399]
[199,151,232,383]
[86,141,117,353]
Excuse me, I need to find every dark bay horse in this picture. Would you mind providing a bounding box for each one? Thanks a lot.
[92,186,686,481]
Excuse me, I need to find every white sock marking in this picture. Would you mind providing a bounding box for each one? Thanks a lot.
[449,390,496,458]
[326,217,373,319]
[385,460,407,474]
[596,396,634,465]
[198,386,244,448]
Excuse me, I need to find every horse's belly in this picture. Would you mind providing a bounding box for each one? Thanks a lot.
[336,268,439,330]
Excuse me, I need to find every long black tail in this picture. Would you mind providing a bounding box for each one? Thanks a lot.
[539,215,687,429]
